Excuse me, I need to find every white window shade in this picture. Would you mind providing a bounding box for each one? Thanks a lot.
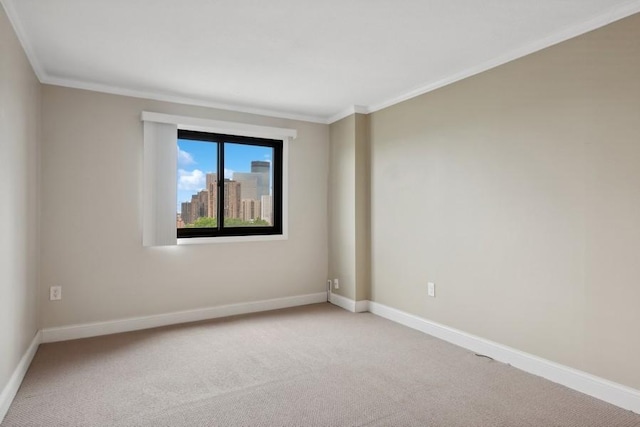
[143,121,178,246]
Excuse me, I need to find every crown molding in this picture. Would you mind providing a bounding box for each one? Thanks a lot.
[365,0,640,115]
[1,0,329,124]
[326,105,369,124]
[5,0,640,126]
[1,0,46,81]
[42,75,329,124]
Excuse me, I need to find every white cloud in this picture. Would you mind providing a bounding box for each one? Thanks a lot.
[224,168,234,179]
[178,169,205,191]
[177,146,196,166]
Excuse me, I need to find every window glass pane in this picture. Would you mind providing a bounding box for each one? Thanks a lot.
[176,139,218,229]
[224,142,274,227]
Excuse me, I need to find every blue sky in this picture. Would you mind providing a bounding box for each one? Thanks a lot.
[177,139,272,212]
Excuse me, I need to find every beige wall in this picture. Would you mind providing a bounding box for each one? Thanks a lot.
[40,86,329,328]
[354,114,371,301]
[329,114,370,301]
[329,115,356,299]
[0,4,40,397]
[369,13,640,389]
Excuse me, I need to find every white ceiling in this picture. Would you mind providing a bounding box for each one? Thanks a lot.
[3,0,640,123]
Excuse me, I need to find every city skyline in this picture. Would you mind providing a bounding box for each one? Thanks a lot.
[177,139,272,213]
[177,173,274,228]
[177,139,274,227]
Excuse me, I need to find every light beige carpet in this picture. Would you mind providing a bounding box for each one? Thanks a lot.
[3,303,639,426]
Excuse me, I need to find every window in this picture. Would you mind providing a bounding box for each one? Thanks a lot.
[142,112,294,247]
[176,130,283,239]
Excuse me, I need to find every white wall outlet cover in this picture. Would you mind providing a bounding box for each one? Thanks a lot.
[50,286,62,301]
[428,282,435,297]
[333,279,340,290]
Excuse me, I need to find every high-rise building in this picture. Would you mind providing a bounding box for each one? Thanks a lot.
[190,190,209,222]
[232,172,259,200]
[224,180,241,219]
[261,194,273,225]
[206,173,217,218]
[206,175,241,220]
[188,195,198,223]
[181,202,192,225]
[206,173,217,192]
[251,161,270,174]
[181,173,243,223]
[251,161,270,198]
[241,199,261,222]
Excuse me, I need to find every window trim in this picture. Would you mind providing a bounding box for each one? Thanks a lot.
[177,130,284,239]
[141,112,297,140]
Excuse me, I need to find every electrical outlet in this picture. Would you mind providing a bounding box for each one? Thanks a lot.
[50,286,62,301]
[427,282,435,297]
[333,279,340,290]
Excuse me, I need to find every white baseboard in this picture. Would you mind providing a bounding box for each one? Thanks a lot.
[368,301,640,414]
[329,292,355,311]
[328,293,369,313]
[355,299,370,313]
[41,292,328,343]
[0,330,41,423]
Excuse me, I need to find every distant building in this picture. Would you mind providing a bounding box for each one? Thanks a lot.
[206,173,217,190]
[181,202,192,225]
[176,213,185,229]
[241,199,261,222]
[190,190,209,222]
[206,176,241,220]
[207,173,217,218]
[251,161,270,199]
[251,160,270,174]
[261,195,273,225]
[224,180,241,219]
[233,172,259,200]
[179,173,245,224]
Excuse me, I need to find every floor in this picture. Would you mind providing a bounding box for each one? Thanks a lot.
[3,303,640,426]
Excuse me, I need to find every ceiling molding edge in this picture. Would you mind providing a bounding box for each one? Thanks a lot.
[326,105,369,124]
[2,0,329,124]
[0,0,329,124]
[364,0,640,114]
[6,0,640,126]
[41,76,329,124]
[1,0,46,81]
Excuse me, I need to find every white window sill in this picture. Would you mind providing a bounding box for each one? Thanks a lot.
[177,234,288,245]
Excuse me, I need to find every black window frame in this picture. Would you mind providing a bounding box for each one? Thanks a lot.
[177,129,283,239]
